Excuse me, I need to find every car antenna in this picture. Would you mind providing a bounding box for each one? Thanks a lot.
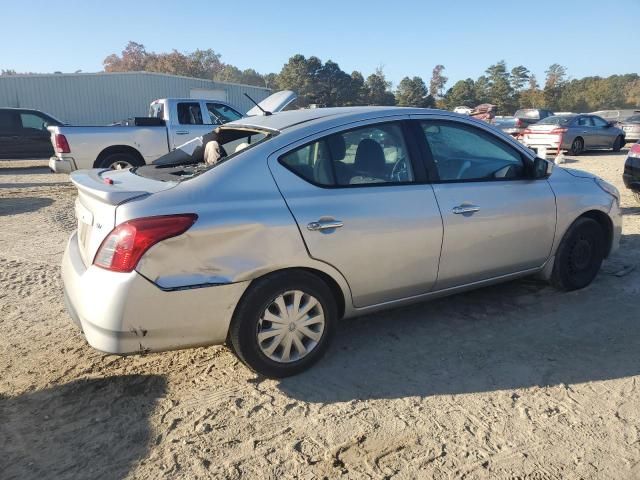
[244,93,272,116]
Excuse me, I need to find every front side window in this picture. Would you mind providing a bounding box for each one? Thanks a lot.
[177,102,203,125]
[420,121,525,181]
[279,122,414,187]
[207,103,243,124]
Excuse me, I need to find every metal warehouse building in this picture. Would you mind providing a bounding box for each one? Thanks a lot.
[0,72,271,125]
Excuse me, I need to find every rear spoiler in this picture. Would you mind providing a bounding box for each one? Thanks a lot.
[70,170,148,205]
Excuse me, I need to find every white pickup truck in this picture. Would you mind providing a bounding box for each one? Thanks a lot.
[48,91,295,172]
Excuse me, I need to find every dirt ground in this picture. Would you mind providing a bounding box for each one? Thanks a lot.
[1,150,640,480]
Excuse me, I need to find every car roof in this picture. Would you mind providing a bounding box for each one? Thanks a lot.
[228,106,446,132]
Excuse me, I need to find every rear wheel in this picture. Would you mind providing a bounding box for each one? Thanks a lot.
[550,217,605,291]
[569,137,584,155]
[229,271,337,378]
[612,135,624,152]
[98,152,144,170]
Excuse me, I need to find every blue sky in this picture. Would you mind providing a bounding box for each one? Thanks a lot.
[2,0,638,88]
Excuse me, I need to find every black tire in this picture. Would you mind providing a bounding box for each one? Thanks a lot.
[98,152,144,170]
[569,137,584,155]
[612,135,624,152]
[550,217,605,291]
[229,270,337,378]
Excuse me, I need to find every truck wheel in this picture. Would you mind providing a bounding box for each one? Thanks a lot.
[98,153,144,170]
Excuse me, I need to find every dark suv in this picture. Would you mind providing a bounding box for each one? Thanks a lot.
[0,108,63,158]
[512,108,555,136]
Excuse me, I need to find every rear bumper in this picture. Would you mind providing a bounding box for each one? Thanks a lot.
[61,231,250,354]
[49,156,76,174]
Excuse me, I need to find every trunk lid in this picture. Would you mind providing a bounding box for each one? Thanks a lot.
[527,124,560,133]
[71,168,177,266]
[246,90,297,116]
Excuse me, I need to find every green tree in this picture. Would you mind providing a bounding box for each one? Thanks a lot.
[276,54,322,107]
[429,65,447,98]
[543,63,567,110]
[365,68,396,106]
[443,79,477,109]
[485,60,515,114]
[396,76,434,107]
[518,74,545,108]
[214,64,243,84]
[510,65,530,91]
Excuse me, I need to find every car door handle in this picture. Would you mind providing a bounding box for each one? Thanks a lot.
[307,220,344,231]
[452,205,480,215]
[175,130,190,135]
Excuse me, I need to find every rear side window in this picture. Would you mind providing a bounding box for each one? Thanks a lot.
[420,121,525,181]
[20,113,47,130]
[150,102,164,119]
[279,122,414,187]
[177,102,203,125]
[577,116,594,127]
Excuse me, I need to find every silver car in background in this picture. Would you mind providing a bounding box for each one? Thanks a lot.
[62,107,622,377]
[522,114,625,155]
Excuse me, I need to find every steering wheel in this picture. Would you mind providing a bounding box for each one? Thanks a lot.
[391,157,409,182]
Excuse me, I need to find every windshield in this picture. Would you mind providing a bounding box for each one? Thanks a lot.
[537,115,574,126]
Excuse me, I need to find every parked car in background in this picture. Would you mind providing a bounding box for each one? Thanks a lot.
[522,114,625,155]
[623,141,640,203]
[61,106,621,377]
[47,91,296,173]
[493,116,520,137]
[591,109,640,127]
[513,108,555,135]
[0,108,64,158]
[619,114,640,144]
[453,106,472,115]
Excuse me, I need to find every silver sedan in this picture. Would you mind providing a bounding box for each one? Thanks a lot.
[522,114,625,155]
[62,107,622,377]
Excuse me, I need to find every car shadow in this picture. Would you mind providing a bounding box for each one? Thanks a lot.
[0,182,70,189]
[0,374,166,480]
[622,206,640,216]
[278,234,640,403]
[0,197,54,216]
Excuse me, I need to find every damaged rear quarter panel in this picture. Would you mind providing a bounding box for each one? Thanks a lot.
[123,145,321,289]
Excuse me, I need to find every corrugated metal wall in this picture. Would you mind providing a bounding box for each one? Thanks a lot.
[0,72,271,125]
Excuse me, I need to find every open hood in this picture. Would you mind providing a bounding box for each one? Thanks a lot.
[246,90,297,116]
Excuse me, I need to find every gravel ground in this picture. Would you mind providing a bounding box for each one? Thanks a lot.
[1,151,640,480]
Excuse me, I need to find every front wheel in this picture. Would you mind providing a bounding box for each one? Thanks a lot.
[550,217,605,291]
[569,137,584,155]
[229,271,337,377]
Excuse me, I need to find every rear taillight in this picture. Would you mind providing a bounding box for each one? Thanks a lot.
[629,143,640,159]
[94,214,197,273]
[514,118,523,128]
[54,133,70,153]
[550,128,568,135]
[522,129,532,135]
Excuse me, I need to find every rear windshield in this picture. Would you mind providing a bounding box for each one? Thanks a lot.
[537,115,574,126]
[626,115,640,123]
[494,117,516,127]
[134,126,275,181]
[515,109,541,119]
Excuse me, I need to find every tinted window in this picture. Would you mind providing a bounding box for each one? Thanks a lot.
[280,122,414,186]
[177,102,203,125]
[0,111,18,130]
[207,103,243,124]
[592,116,609,127]
[20,113,47,130]
[420,121,525,181]
[627,115,640,123]
[576,116,594,127]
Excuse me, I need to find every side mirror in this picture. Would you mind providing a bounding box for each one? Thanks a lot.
[533,157,554,179]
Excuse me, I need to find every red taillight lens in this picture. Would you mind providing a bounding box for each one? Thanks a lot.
[629,143,640,158]
[94,214,197,272]
[514,118,523,127]
[54,133,70,153]
[523,129,532,134]
[550,128,568,135]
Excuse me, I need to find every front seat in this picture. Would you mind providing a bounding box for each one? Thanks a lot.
[354,139,387,179]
